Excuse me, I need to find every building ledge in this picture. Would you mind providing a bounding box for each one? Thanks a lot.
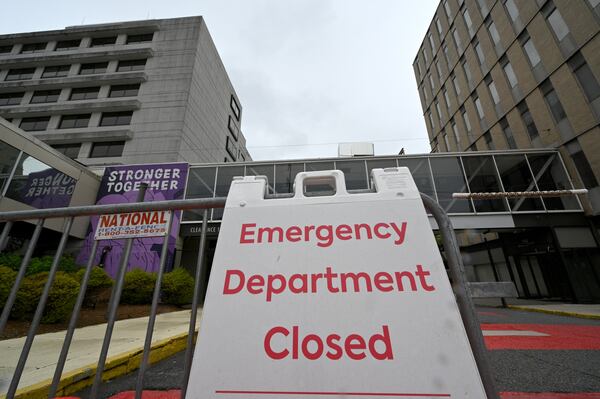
[0,71,147,93]
[0,99,141,118]
[0,47,153,68]
[33,128,133,144]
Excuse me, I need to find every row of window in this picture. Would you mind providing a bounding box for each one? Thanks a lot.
[51,140,125,159]
[0,83,140,106]
[0,33,153,55]
[2,58,146,82]
[18,111,133,131]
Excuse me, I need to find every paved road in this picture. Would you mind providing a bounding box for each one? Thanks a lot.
[76,306,600,398]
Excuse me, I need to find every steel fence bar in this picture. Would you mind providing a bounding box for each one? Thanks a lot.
[452,189,587,199]
[6,217,74,399]
[181,209,209,399]
[134,211,175,399]
[0,219,43,334]
[89,185,147,399]
[48,239,100,398]
[0,197,227,222]
[0,220,13,251]
[421,193,499,399]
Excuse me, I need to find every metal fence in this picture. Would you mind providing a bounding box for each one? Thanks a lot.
[0,190,500,399]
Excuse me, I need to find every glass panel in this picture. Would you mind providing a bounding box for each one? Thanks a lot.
[246,164,275,194]
[527,153,579,210]
[274,163,304,194]
[366,159,398,189]
[495,155,544,211]
[184,167,216,221]
[212,166,245,220]
[523,39,541,67]
[429,157,473,213]
[5,154,76,208]
[0,141,21,193]
[462,156,507,212]
[305,161,334,172]
[397,158,435,198]
[547,9,569,41]
[336,160,368,190]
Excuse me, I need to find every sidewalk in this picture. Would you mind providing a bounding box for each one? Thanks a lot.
[507,303,600,320]
[0,309,200,399]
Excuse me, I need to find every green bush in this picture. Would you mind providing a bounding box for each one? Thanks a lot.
[161,268,195,306]
[12,271,80,323]
[0,266,17,309]
[75,266,113,307]
[27,254,80,276]
[122,269,156,305]
[0,253,22,271]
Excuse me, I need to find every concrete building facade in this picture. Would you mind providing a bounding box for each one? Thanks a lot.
[413,0,600,215]
[0,16,250,167]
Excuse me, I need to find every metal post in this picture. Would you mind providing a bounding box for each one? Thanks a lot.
[135,212,175,399]
[48,239,100,398]
[6,217,74,399]
[0,219,43,334]
[483,235,506,307]
[421,193,499,399]
[181,209,209,399]
[0,220,13,251]
[89,184,147,399]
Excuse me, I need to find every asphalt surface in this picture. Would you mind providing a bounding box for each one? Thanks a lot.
[75,306,600,398]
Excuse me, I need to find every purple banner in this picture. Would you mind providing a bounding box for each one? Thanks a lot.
[19,169,75,209]
[76,163,189,278]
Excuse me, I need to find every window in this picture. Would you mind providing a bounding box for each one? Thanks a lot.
[474,40,485,66]
[542,81,566,122]
[0,92,23,106]
[55,39,80,51]
[500,118,516,149]
[231,95,241,120]
[462,107,472,132]
[452,74,461,95]
[422,48,429,64]
[522,36,541,67]
[487,19,501,46]
[443,133,451,151]
[487,79,500,104]
[429,74,436,90]
[474,95,485,119]
[442,44,450,65]
[90,36,117,47]
[505,0,519,22]
[428,111,435,129]
[51,143,80,159]
[443,89,451,109]
[0,45,13,54]
[484,132,495,149]
[568,141,598,187]
[518,102,539,140]
[30,89,60,104]
[41,65,70,78]
[452,121,461,145]
[20,116,50,131]
[435,60,443,80]
[70,87,100,101]
[109,84,140,98]
[436,18,443,35]
[569,52,600,102]
[462,58,472,85]
[502,59,518,88]
[100,111,133,126]
[415,61,422,78]
[547,7,569,41]
[59,114,91,129]
[20,42,46,54]
[428,33,435,53]
[589,0,600,7]
[90,141,125,158]
[79,62,108,75]
[463,8,473,32]
[228,115,240,140]
[126,33,154,44]
[452,28,462,51]
[443,0,452,19]
[435,100,443,120]
[5,68,35,81]
[116,59,146,72]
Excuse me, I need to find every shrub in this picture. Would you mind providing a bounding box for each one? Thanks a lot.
[122,269,156,305]
[0,253,22,271]
[26,254,80,276]
[75,266,113,308]
[12,271,80,323]
[161,268,195,306]
[0,266,17,309]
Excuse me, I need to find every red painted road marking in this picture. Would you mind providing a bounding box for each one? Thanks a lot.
[104,391,600,399]
[482,324,600,350]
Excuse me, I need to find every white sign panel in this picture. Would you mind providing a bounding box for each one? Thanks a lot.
[94,210,171,240]
[187,168,486,398]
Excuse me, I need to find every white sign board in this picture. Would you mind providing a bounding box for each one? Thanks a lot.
[187,168,486,398]
[94,210,171,240]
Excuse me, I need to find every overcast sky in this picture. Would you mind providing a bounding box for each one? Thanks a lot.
[1,0,438,161]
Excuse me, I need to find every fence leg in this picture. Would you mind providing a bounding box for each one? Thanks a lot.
[0,220,13,251]
[421,193,499,399]
[181,209,209,399]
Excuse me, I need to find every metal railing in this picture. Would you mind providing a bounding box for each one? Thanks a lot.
[0,191,500,399]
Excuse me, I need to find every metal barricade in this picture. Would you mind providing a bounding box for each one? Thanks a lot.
[0,192,500,399]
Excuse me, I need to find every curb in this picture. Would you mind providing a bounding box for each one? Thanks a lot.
[508,305,600,320]
[1,330,197,399]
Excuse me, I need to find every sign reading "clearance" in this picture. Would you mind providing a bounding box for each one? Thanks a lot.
[187,169,486,398]
[94,210,171,240]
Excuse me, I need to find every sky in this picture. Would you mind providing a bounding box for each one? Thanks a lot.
[1,0,439,161]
